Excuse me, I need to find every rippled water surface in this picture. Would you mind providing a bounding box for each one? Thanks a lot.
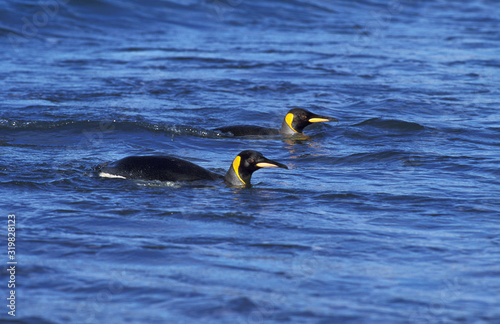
[1,0,500,323]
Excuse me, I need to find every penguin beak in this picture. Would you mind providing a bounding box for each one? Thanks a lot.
[308,114,338,123]
[255,157,288,169]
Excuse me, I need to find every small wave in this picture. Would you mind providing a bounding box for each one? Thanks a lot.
[0,118,221,138]
[0,25,19,37]
[354,118,425,131]
[337,150,411,164]
[315,192,363,200]
[136,180,182,188]
[292,150,413,167]
[0,119,80,130]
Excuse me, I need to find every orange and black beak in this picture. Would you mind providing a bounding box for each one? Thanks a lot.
[255,156,288,170]
[308,113,338,124]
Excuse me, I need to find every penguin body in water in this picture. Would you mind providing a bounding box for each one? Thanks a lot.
[98,150,288,187]
[215,108,337,136]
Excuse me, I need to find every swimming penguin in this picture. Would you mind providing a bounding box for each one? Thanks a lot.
[98,150,288,187]
[215,108,338,136]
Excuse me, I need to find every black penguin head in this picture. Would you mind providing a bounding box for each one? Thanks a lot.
[224,150,288,187]
[280,108,338,135]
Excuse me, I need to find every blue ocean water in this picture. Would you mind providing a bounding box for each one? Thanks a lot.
[1,0,500,323]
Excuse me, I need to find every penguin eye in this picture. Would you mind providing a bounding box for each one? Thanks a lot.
[247,158,255,164]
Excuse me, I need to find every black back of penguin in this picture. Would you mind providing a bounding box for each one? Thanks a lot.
[99,156,221,182]
[215,125,280,136]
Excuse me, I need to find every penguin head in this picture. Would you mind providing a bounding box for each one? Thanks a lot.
[280,108,338,135]
[224,150,288,187]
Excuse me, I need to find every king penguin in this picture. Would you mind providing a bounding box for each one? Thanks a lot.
[98,150,288,187]
[215,108,338,136]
